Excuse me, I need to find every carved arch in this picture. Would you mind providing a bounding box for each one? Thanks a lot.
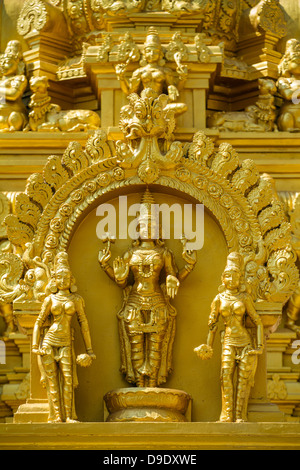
[3,129,298,305]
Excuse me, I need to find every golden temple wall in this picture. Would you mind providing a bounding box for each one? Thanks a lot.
[0,0,300,450]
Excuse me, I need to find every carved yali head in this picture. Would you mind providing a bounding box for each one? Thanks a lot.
[258,78,277,95]
[29,75,49,94]
[120,89,174,139]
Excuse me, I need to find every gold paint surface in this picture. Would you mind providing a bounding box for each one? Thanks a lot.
[0,0,300,447]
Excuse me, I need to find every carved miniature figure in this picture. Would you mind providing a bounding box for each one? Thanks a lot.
[194,252,264,422]
[32,251,96,423]
[25,76,101,132]
[99,189,196,387]
[115,27,187,117]
[0,252,26,334]
[97,0,210,13]
[207,78,277,132]
[162,0,210,13]
[0,40,28,132]
[277,38,300,132]
[0,243,53,308]
[91,0,146,16]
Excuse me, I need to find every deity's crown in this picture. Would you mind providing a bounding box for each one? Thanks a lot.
[138,188,159,226]
[54,251,71,274]
[224,252,244,273]
[144,27,161,49]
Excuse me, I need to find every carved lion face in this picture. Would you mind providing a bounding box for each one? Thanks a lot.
[29,76,49,93]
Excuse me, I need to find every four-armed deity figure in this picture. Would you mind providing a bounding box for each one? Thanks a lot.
[115,27,188,118]
[32,252,96,423]
[0,40,28,132]
[99,189,196,387]
[194,252,264,422]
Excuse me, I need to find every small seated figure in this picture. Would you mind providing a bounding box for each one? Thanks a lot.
[277,38,300,132]
[0,40,28,132]
[245,78,277,132]
[115,27,187,118]
[194,252,264,422]
[207,78,277,132]
[25,76,101,132]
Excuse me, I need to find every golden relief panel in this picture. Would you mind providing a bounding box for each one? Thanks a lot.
[0,90,297,421]
[0,0,300,430]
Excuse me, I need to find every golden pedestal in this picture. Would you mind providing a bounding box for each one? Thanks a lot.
[1,422,300,450]
[104,388,191,422]
[1,0,300,451]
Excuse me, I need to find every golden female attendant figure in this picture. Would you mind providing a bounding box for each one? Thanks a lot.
[115,27,187,117]
[99,190,196,387]
[0,40,28,132]
[195,252,264,422]
[32,252,96,423]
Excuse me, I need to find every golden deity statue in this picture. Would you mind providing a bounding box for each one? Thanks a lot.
[32,252,96,423]
[99,189,196,387]
[0,40,28,132]
[195,252,264,422]
[115,27,188,117]
[277,38,300,132]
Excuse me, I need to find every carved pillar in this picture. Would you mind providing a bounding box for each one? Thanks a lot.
[238,0,287,76]
[12,302,49,424]
[247,302,286,422]
[17,0,72,87]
